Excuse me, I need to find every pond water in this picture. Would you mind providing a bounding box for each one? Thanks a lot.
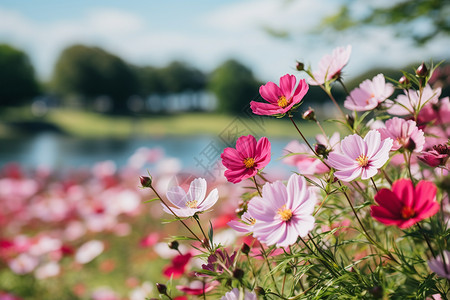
[0,133,296,173]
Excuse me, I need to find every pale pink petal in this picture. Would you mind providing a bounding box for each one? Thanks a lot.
[199,188,219,211]
[364,130,382,158]
[334,167,362,182]
[166,186,187,208]
[187,178,207,205]
[341,134,366,159]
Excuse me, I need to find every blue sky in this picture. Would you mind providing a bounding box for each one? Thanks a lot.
[0,0,448,82]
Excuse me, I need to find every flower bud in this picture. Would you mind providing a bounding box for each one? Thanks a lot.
[296,61,305,71]
[241,243,250,255]
[369,286,383,299]
[302,108,316,121]
[168,241,179,251]
[140,176,152,188]
[233,268,244,280]
[416,62,428,77]
[405,138,416,153]
[254,286,265,296]
[398,75,410,86]
[346,114,354,128]
[156,283,167,295]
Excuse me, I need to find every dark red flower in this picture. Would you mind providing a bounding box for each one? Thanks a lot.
[163,253,192,278]
[176,281,218,295]
[371,179,439,229]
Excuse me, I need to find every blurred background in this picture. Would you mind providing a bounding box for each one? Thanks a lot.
[0,0,449,172]
[0,1,449,299]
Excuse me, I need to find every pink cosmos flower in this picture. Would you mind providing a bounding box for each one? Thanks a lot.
[417,144,450,168]
[387,85,441,116]
[428,250,450,279]
[248,174,316,247]
[309,45,352,85]
[221,135,271,184]
[370,179,439,229]
[378,117,425,152]
[163,178,218,217]
[250,74,309,116]
[221,288,257,300]
[327,130,393,181]
[227,211,256,234]
[344,74,394,111]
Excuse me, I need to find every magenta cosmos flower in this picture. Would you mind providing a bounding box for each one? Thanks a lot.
[163,178,218,217]
[250,74,309,116]
[327,130,393,182]
[308,45,352,85]
[378,117,425,152]
[344,74,394,111]
[248,173,316,247]
[371,179,439,229]
[221,135,271,183]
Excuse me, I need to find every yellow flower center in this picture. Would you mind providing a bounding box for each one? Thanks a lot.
[245,216,256,225]
[243,157,256,169]
[277,205,293,221]
[401,206,415,219]
[365,93,375,105]
[186,199,198,209]
[356,154,369,167]
[277,96,289,108]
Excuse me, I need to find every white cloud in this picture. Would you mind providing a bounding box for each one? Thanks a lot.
[0,1,448,83]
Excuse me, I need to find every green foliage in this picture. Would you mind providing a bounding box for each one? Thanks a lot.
[0,44,39,106]
[51,44,138,112]
[135,61,206,97]
[208,59,262,114]
[319,0,450,44]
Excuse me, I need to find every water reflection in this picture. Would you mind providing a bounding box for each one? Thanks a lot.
[0,133,294,171]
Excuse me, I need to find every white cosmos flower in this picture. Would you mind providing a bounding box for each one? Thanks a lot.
[162,178,218,217]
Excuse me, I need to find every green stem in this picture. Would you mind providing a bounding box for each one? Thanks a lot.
[416,223,437,259]
[193,215,211,251]
[259,244,281,295]
[252,176,262,197]
[338,181,399,264]
[370,177,379,193]
[289,116,318,156]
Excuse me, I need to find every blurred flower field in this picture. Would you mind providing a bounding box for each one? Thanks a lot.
[0,147,263,299]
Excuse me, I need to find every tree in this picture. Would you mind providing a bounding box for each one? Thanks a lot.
[319,0,449,45]
[51,44,138,113]
[0,44,39,107]
[134,66,165,96]
[208,59,261,114]
[159,61,206,94]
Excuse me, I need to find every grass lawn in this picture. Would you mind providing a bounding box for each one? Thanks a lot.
[0,107,345,139]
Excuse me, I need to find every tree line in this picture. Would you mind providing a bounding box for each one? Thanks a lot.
[0,43,264,114]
